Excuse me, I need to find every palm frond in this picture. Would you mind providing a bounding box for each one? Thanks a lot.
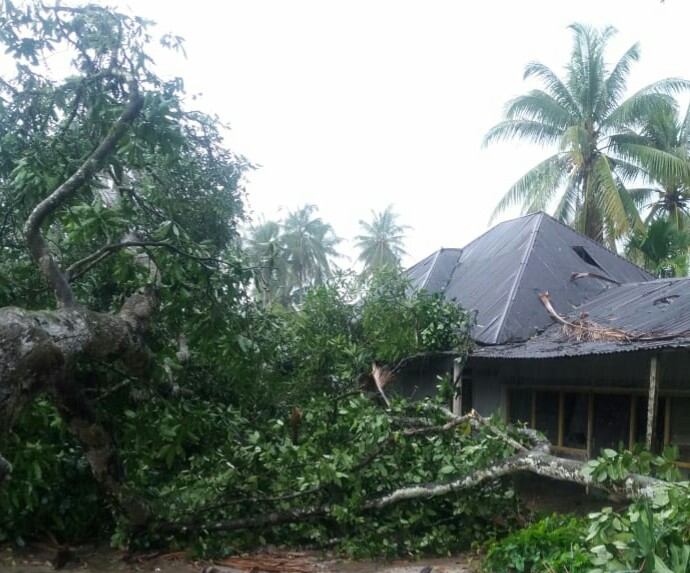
[482,119,562,148]
[559,125,589,165]
[679,100,690,146]
[603,90,675,129]
[490,153,567,221]
[505,90,572,129]
[598,42,640,119]
[591,154,630,238]
[523,61,580,117]
[606,156,645,183]
[626,187,658,208]
[553,174,581,224]
[613,142,690,185]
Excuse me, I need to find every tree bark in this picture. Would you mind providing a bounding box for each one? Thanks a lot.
[0,293,155,525]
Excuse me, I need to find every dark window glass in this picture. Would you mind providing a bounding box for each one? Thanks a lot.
[593,394,630,455]
[535,391,559,443]
[508,388,532,426]
[563,392,588,449]
[669,397,690,461]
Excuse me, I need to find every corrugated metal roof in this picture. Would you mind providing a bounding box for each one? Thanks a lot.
[472,277,690,360]
[406,212,652,344]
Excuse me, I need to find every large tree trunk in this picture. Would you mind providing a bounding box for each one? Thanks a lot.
[0,293,155,526]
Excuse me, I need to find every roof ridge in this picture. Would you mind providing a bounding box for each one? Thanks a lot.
[421,249,443,290]
[441,248,464,294]
[457,211,543,253]
[493,212,544,344]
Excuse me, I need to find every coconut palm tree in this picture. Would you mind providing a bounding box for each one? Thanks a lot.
[355,205,410,275]
[282,204,341,302]
[627,102,690,229]
[484,23,690,247]
[245,218,286,307]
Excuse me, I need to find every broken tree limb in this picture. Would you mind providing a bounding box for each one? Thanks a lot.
[157,401,670,536]
[570,272,621,286]
[0,293,156,524]
[371,363,392,407]
[158,449,668,535]
[422,404,528,453]
[539,291,690,342]
[49,372,152,526]
[186,410,479,519]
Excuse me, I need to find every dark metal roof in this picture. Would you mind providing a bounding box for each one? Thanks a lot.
[406,212,652,345]
[407,248,463,292]
[472,277,690,360]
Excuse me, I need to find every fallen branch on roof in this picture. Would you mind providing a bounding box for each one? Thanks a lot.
[539,291,690,343]
[570,271,621,286]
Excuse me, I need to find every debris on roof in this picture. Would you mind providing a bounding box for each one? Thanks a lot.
[472,277,690,359]
[406,212,652,345]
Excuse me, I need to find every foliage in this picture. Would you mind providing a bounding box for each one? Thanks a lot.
[0,0,251,316]
[0,265,479,552]
[587,493,690,573]
[134,394,520,558]
[355,205,410,276]
[484,23,690,246]
[481,514,590,573]
[0,400,108,544]
[581,443,682,484]
[480,446,690,573]
[626,218,690,277]
[628,102,690,230]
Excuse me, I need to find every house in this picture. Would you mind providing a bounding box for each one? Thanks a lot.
[404,212,690,466]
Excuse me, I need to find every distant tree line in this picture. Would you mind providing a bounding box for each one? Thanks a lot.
[244,204,410,306]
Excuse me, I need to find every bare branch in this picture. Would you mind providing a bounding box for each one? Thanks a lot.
[65,240,263,283]
[389,350,462,376]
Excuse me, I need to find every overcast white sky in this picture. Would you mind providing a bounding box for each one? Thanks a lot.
[102,1,689,266]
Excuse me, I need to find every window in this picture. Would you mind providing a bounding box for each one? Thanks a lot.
[593,394,630,455]
[508,388,532,426]
[535,391,559,443]
[669,397,690,461]
[563,393,588,449]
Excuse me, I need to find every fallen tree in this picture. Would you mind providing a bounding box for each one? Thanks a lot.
[1,4,684,561]
[155,401,669,538]
[0,2,248,530]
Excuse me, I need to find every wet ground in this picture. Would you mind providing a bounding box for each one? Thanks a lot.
[0,545,473,573]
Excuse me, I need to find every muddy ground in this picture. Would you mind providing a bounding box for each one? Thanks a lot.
[0,545,473,573]
[0,474,613,573]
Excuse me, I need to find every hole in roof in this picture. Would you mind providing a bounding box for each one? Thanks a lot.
[653,295,679,306]
[572,246,603,270]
